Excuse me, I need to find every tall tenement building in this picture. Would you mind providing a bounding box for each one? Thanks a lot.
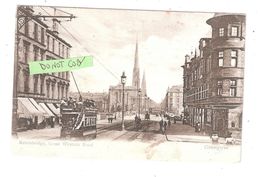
[162,85,183,116]
[13,6,72,129]
[182,14,245,138]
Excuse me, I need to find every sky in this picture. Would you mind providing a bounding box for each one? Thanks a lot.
[38,7,213,103]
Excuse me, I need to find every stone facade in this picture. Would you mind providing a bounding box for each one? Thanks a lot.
[108,42,149,115]
[162,85,183,116]
[69,92,109,113]
[182,14,245,138]
[16,6,71,103]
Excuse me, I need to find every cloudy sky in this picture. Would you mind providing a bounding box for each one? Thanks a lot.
[39,7,213,103]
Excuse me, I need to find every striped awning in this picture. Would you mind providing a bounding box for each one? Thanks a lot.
[17,97,43,118]
[39,103,55,117]
[46,103,60,116]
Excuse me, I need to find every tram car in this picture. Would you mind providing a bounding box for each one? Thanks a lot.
[60,99,97,139]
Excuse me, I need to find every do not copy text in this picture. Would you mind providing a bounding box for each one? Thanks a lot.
[29,56,93,75]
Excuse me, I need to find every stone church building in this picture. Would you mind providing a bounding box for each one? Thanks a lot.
[108,42,149,115]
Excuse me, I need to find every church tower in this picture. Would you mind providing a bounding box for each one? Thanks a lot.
[132,41,140,90]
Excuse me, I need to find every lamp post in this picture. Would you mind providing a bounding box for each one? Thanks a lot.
[121,71,126,131]
[138,88,141,118]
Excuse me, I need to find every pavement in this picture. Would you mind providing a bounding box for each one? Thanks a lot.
[16,115,241,145]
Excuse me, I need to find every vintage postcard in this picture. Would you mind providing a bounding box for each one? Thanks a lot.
[12,5,245,162]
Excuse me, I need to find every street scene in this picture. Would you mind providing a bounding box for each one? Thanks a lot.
[13,6,245,161]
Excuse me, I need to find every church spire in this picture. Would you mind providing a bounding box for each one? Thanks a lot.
[141,70,147,95]
[134,40,139,69]
[132,40,140,89]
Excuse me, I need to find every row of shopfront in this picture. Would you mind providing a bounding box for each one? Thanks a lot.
[17,97,61,131]
[184,104,242,138]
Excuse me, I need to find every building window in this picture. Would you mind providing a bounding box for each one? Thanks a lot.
[231,50,237,67]
[41,27,44,44]
[217,80,223,96]
[33,46,38,61]
[34,76,38,93]
[66,47,69,58]
[202,40,206,47]
[58,42,61,56]
[218,51,224,67]
[40,76,44,94]
[34,23,38,41]
[62,45,65,57]
[24,17,29,36]
[230,80,237,97]
[52,38,55,53]
[24,72,29,93]
[231,121,236,128]
[46,82,50,98]
[40,49,44,61]
[47,35,50,50]
[219,28,224,37]
[57,84,60,99]
[231,26,238,37]
[23,42,29,63]
[52,83,55,99]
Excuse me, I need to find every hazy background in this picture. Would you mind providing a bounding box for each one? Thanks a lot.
[38,7,213,102]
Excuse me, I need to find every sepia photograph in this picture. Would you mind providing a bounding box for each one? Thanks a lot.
[12,5,245,162]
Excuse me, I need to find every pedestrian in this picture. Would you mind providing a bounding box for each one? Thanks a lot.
[159,118,163,133]
[168,119,171,128]
[163,121,167,133]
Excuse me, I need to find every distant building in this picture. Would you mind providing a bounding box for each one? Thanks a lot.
[69,92,109,113]
[108,41,150,115]
[182,13,245,138]
[162,86,183,116]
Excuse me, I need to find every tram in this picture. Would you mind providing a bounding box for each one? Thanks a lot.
[60,99,97,139]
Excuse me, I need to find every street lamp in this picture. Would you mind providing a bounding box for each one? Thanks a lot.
[121,71,127,131]
[138,88,141,118]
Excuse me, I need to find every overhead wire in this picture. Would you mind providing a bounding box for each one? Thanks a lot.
[39,7,120,82]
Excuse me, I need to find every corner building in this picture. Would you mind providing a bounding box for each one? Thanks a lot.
[14,6,72,128]
[17,7,71,101]
[182,14,245,138]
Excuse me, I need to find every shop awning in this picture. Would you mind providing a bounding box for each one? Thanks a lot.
[39,103,55,117]
[28,98,48,117]
[46,103,60,117]
[17,97,43,118]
